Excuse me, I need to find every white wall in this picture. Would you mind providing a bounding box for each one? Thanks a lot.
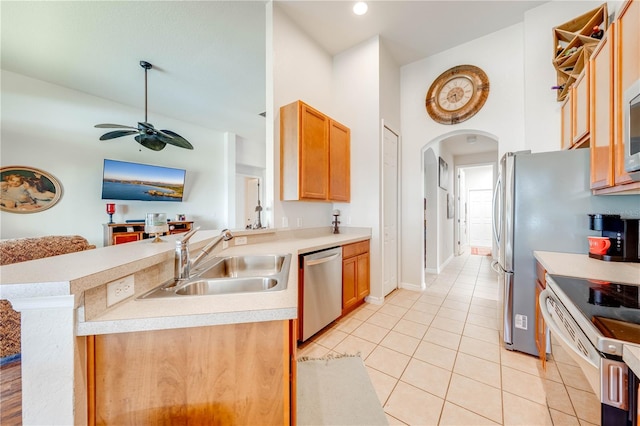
[333,37,383,299]
[272,4,334,229]
[1,70,229,247]
[399,1,613,286]
[401,23,525,286]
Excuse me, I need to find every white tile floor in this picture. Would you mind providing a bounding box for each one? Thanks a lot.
[297,251,600,425]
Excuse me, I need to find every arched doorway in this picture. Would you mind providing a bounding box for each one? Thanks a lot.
[421,130,498,285]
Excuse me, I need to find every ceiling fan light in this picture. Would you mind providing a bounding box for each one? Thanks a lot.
[95,60,194,151]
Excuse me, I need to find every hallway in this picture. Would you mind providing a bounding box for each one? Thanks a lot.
[298,252,600,425]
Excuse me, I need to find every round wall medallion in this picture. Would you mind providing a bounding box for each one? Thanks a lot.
[425,65,490,125]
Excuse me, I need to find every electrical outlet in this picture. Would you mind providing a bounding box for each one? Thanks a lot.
[106,275,135,307]
[282,217,289,227]
[235,236,248,245]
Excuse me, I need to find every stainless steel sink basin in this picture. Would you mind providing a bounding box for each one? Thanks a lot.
[175,277,278,295]
[137,253,291,299]
[194,254,287,279]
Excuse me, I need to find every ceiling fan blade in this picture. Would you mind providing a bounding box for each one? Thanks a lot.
[159,130,194,150]
[95,123,137,130]
[135,134,167,151]
[99,130,139,140]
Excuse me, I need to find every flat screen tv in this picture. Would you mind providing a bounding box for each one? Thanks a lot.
[101,159,186,202]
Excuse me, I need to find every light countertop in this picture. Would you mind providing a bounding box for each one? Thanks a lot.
[0,227,371,336]
[534,251,640,285]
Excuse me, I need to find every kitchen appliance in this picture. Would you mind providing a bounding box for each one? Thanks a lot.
[492,149,640,356]
[300,247,342,342]
[624,79,640,180]
[589,214,640,262]
[539,275,640,425]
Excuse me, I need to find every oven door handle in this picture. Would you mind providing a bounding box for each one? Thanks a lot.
[538,289,598,369]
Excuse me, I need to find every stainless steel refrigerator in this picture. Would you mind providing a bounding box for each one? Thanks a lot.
[491,149,640,356]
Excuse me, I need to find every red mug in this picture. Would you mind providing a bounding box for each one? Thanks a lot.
[588,236,611,255]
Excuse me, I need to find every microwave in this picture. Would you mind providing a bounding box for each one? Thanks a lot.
[624,79,640,181]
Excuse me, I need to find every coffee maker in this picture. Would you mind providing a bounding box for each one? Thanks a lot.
[588,214,640,262]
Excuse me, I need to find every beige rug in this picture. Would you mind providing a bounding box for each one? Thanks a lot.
[297,354,388,426]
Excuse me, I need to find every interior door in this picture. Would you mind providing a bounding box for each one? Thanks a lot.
[457,168,468,255]
[383,126,399,296]
[468,188,493,247]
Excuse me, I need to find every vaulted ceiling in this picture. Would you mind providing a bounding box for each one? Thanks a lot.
[1,1,547,147]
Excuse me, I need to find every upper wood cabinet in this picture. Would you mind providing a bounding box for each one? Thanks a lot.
[280,100,350,202]
[572,70,590,146]
[590,25,615,189]
[613,0,640,187]
[590,0,640,194]
[561,70,590,150]
[328,120,351,202]
[560,92,573,150]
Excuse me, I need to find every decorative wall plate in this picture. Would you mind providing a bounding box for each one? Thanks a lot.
[0,166,62,213]
[425,65,490,125]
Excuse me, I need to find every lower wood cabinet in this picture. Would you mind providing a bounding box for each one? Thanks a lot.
[87,320,295,425]
[342,240,370,316]
[535,261,547,370]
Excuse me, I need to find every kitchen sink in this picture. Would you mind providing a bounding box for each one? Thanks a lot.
[193,254,287,279]
[175,277,279,295]
[137,253,291,299]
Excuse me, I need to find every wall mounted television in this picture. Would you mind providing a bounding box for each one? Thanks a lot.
[101,159,186,202]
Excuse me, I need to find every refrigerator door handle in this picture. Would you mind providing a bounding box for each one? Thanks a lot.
[492,174,502,245]
[503,270,514,345]
[491,260,504,274]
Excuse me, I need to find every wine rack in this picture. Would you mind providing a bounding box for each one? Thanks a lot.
[552,3,608,101]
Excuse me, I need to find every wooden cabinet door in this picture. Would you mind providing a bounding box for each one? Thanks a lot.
[561,93,572,150]
[328,120,350,201]
[572,70,589,146]
[535,262,547,369]
[614,0,640,186]
[590,26,615,189]
[356,252,370,301]
[342,256,358,311]
[89,321,289,426]
[299,103,329,200]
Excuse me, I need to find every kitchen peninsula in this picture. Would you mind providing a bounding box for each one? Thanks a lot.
[0,227,371,425]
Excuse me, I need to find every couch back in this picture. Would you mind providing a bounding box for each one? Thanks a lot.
[0,235,96,266]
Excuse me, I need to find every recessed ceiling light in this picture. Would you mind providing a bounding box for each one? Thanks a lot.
[353,2,368,15]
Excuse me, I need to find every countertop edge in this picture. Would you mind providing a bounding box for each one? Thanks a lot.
[76,306,298,336]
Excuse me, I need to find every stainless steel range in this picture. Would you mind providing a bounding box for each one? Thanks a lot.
[539,274,640,425]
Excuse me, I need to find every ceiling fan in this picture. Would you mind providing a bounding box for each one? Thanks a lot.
[95,61,194,151]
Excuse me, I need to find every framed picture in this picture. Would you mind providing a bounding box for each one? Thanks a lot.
[1,166,63,213]
[438,157,448,190]
[447,192,455,219]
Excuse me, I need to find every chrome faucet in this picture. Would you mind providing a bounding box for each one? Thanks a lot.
[175,228,234,280]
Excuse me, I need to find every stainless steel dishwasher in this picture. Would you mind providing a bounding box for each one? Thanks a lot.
[301,246,342,341]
